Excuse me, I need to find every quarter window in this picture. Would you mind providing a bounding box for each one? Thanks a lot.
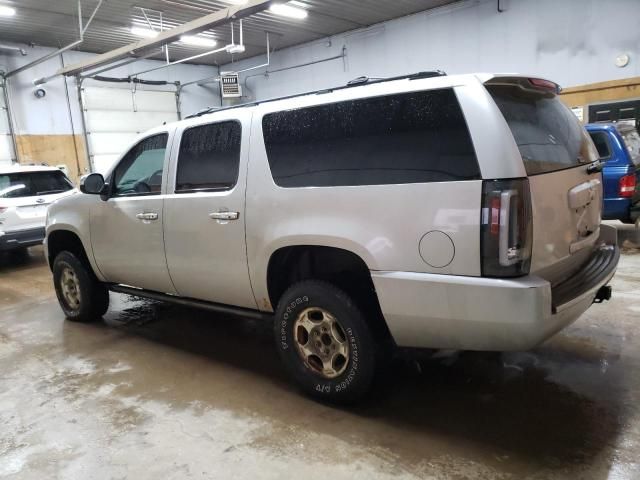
[589,132,612,160]
[113,133,168,196]
[262,89,480,188]
[176,121,241,193]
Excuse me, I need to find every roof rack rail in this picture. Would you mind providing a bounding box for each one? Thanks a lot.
[186,70,448,119]
[345,71,446,87]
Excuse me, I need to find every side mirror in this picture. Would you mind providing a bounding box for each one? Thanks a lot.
[79,173,105,195]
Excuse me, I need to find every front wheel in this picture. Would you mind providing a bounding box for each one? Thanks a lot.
[274,280,378,404]
[53,251,109,322]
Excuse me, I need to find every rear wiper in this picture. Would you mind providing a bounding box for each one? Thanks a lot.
[587,160,605,174]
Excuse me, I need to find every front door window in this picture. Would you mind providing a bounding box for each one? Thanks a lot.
[112,134,168,196]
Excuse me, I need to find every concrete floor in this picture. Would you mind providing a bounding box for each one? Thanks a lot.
[1,241,639,479]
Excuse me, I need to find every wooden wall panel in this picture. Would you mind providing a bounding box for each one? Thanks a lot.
[15,135,89,183]
[560,76,640,123]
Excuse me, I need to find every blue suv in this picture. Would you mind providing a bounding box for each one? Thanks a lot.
[586,123,640,223]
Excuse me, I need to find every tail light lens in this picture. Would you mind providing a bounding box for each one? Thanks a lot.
[528,78,562,94]
[481,178,533,277]
[619,174,636,198]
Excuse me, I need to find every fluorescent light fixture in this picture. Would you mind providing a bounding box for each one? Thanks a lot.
[130,26,158,38]
[269,3,308,19]
[180,35,217,48]
[221,0,249,4]
[0,5,16,16]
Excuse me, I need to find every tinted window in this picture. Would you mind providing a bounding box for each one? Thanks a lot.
[262,89,479,188]
[487,83,597,175]
[176,121,241,193]
[0,171,73,198]
[113,134,168,196]
[589,131,611,160]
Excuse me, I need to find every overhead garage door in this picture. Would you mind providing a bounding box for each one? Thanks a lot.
[82,85,179,174]
[0,81,15,166]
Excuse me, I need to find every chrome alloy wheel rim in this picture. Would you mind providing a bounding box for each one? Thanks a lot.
[292,307,350,379]
[60,267,82,310]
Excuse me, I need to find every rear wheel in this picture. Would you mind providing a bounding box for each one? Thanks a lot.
[274,280,377,404]
[53,251,109,322]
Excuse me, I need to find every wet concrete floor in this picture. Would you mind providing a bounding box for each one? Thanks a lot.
[1,246,639,479]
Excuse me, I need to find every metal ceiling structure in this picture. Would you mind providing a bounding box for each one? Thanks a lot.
[0,0,458,66]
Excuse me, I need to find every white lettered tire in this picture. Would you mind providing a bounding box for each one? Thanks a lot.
[274,280,377,404]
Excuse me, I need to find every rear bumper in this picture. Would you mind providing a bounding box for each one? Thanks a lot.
[0,227,46,251]
[603,197,632,221]
[371,225,619,351]
[631,201,640,224]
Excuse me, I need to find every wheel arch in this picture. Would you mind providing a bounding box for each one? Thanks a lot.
[265,244,392,342]
[46,228,96,277]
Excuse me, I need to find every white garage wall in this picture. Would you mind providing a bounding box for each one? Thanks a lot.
[224,0,640,102]
[0,43,220,138]
[0,82,14,165]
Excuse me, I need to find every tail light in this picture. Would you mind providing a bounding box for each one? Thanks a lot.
[528,78,562,94]
[481,178,533,277]
[619,174,636,198]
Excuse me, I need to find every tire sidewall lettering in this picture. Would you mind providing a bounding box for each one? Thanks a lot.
[281,298,360,394]
[280,295,310,350]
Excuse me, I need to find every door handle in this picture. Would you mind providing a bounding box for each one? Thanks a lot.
[209,211,239,221]
[136,212,158,221]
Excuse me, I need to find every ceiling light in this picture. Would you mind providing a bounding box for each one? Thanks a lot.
[221,0,249,4]
[0,5,16,16]
[130,26,158,38]
[180,35,217,48]
[269,3,308,19]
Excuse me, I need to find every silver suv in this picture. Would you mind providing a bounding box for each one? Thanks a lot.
[45,72,619,403]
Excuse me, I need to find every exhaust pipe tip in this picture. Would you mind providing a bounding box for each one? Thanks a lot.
[593,285,612,304]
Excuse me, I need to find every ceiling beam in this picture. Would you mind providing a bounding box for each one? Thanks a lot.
[57,0,275,77]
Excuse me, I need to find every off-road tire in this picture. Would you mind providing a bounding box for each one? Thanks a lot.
[53,251,109,322]
[274,280,377,404]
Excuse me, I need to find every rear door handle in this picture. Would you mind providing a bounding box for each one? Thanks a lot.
[136,212,158,221]
[209,211,239,221]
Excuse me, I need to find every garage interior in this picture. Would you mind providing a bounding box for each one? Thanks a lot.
[1,0,640,478]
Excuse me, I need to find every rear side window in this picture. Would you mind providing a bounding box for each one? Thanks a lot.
[487,82,596,175]
[262,89,479,188]
[176,121,241,193]
[588,131,611,160]
[0,171,73,198]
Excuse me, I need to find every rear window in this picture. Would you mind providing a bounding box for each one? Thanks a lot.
[487,82,596,175]
[0,170,73,198]
[620,128,640,167]
[262,88,480,188]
